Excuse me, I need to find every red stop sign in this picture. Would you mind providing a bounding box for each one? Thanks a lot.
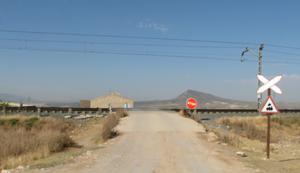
[186,98,198,109]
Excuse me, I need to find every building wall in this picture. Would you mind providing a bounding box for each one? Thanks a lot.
[80,100,91,108]
[90,93,134,108]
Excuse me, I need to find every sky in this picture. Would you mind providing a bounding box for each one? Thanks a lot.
[0,0,300,103]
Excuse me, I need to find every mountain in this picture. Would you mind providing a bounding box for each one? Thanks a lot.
[135,89,255,109]
[44,101,80,107]
[0,93,80,107]
[0,93,31,103]
[0,93,47,106]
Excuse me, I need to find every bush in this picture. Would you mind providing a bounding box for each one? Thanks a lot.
[272,116,300,127]
[47,133,75,153]
[98,110,128,142]
[116,109,129,118]
[7,118,20,127]
[216,131,241,147]
[0,102,9,107]
[216,117,266,141]
[24,117,39,129]
[101,114,119,140]
[0,116,76,169]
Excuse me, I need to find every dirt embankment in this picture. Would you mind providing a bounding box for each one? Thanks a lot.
[187,112,300,173]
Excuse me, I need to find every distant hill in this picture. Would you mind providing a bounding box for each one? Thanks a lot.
[0,93,47,106]
[0,93,81,107]
[135,89,255,109]
[0,93,30,103]
[44,101,80,107]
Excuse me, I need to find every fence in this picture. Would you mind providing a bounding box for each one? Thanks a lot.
[0,106,112,117]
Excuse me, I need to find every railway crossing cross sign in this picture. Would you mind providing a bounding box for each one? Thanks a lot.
[186,98,198,109]
[257,75,282,94]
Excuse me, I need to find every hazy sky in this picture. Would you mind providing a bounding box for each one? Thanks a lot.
[0,0,300,102]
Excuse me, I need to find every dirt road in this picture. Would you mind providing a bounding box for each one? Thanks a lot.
[30,111,252,173]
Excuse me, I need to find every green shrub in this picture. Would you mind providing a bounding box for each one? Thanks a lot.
[24,117,39,129]
[0,102,9,107]
[7,118,20,127]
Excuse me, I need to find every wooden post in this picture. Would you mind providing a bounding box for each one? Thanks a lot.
[97,108,102,115]
[266,88,271,159]
[68,108,72,116]
[37,107,41,117]
[2,106,6,115]
[109,104,112,114]
[267,113,271,159]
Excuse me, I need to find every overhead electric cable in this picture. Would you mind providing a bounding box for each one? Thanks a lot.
[0,29,259,45]
[1,46,299,65]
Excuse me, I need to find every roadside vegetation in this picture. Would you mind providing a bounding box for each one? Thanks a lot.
[0,110,128,170]
[0,102,9,107]
[0,116,76,169]
[215,115,300,145]
[100,109,128,140]
[190,113,300,173]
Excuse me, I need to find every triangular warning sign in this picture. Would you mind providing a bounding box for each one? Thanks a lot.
[260,96,279,114]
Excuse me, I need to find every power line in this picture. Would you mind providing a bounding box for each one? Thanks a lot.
[0,29,259,45]
[1,29,300,50]
[0,37,244,57]
[264,49,300,57]
[0,38,246,49]
[1,29,300,63]
[263,56,300,62]
[0,46,239,61]
[266,43,300,50]
[1,46,299,65]
[2,37,300,61]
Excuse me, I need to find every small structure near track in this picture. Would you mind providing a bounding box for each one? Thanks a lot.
[81,92,134,109]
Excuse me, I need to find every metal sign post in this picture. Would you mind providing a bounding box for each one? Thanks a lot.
[257,75,282,159]
[266,89,271,159]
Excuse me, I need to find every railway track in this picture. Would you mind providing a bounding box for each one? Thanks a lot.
[1,106,300,115]
[165,108,300,114]
[0,106,111,115]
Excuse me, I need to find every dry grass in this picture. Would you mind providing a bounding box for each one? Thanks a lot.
[214,115,300,146]
[179,109,188,117]
[216,116,267,141]
[0,110,129,170]
[97,110,128,142]
[0,116,76,169]
[271,116,300,128]
[196,115,300,173]
[116,109,129,118]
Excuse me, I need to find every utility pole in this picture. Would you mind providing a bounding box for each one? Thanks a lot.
[241,43,264,110]
[257,44,264,109]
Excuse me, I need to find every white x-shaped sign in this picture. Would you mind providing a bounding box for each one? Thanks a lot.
[257,75,282,94]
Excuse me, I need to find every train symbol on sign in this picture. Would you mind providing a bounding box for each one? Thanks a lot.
[266,103,273,111]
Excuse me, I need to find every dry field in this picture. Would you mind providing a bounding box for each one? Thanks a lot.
[197,114,300,173]
[0,110,128,170]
